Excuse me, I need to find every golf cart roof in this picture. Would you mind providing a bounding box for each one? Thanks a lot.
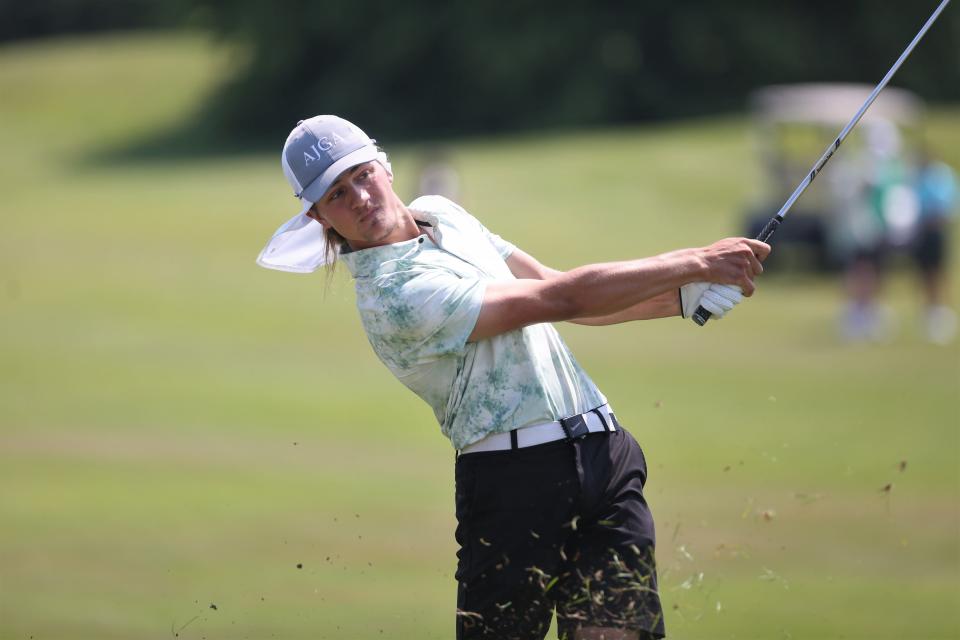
[752,83,923,126]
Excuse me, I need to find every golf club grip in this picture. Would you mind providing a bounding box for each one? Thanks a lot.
[691,217,782,326]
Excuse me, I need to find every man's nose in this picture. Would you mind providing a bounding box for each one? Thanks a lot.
[350,185,370,208]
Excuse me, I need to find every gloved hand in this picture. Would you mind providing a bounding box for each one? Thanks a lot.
[680,282,710,319]
[679,283,743,321]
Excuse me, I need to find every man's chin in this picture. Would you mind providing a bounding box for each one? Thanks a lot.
[367,216,398,243]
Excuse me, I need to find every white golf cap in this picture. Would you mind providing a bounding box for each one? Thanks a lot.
[257,115,379,273]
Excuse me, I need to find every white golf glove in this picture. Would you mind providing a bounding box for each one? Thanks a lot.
[679,283,743,321]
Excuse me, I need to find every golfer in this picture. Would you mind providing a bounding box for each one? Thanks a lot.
[258,116,769,640]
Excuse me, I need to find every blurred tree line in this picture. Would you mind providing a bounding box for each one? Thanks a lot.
[3,0,958,142]
[0,0,179,41]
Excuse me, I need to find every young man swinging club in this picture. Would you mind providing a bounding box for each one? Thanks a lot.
[258,115,770,640]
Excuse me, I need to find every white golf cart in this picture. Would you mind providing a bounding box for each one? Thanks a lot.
[743,83,923,272]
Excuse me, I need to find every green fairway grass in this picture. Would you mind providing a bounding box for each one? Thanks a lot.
[1,32,958,639]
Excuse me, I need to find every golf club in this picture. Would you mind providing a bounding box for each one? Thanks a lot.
[693,0,952,326]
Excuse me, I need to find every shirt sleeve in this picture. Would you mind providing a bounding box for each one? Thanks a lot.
[363,269,487,369]
[408,194,516,259]
[480,222,516,259]
[448,198,516,259]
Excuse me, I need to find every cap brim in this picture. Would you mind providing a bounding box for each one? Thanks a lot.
[300,145,379,203]
[256,204,330,273]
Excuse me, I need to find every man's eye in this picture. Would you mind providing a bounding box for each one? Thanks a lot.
[329,189,342,201]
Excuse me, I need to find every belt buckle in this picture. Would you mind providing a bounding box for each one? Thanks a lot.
[560,414,589,441]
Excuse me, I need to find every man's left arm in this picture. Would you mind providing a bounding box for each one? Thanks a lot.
[505,249,681,325]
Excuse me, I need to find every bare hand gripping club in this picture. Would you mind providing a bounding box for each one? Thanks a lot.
[693,0,952,326]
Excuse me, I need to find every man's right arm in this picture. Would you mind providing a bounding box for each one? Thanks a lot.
[467,237,769,342]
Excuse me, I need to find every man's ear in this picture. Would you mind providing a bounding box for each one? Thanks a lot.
[306,208,328,226]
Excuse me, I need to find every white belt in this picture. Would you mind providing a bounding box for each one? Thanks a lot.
[458,404,618,455]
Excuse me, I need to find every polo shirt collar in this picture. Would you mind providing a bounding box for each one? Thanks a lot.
[340,210,441,278]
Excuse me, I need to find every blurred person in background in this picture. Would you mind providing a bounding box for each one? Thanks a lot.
[258,115,769,640]
[829,119,914,342]
[911,148,957,344]
[416,146,462,201]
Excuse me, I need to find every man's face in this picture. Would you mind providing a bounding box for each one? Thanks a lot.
[306,161,402,250]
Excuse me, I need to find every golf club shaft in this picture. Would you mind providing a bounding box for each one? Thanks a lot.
[692,0,952,326]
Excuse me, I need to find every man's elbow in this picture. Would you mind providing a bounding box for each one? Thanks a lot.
[540,265,565,280]
[543,276,588,320]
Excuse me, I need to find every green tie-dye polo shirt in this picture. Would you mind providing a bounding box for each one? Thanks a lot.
[340,195,607,450]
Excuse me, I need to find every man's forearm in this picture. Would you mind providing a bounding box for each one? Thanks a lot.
[569,290,680,326]
[547,249,704,321]
[506,248,693,325]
